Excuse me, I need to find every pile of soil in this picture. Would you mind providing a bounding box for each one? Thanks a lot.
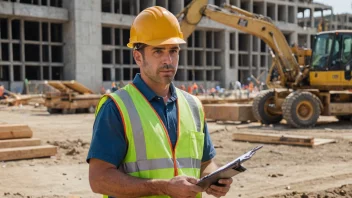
[47,139,90,156]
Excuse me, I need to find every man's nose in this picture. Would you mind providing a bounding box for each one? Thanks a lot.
[162,52,172,65]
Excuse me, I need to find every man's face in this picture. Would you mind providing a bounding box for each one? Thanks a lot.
[135,44,180,85]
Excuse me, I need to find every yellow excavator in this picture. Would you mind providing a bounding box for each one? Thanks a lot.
[177,0,352,127]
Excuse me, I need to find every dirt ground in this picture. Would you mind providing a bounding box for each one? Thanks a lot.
[0,104,352,198]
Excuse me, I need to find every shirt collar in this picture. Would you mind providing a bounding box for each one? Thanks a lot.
[132,74,177,102]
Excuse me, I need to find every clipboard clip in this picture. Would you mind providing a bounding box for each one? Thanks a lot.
[238,145,263,163]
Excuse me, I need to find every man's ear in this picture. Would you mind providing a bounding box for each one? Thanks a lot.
[133,50,143,65]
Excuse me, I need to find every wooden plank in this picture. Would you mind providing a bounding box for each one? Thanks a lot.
[73,94,101,100]
[232,132,314,146]
[46,81,70,93]
[62,81,94,94]
[198,97,252,105]
[204,104,256,122]
[44,98,99,109]
[0,124,33,140]
[0,138,41,149]
[0,145,57,161]
[313,138,337,146]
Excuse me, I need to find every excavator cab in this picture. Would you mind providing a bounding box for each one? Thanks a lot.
[310,31,352,89]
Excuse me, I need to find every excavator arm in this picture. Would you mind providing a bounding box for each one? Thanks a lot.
[177,0,302,88]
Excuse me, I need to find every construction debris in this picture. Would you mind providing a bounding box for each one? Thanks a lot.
[0,124,57,161]
[204,103,256,122]
[232,132,336,147]
[199,97,253,105]
[44,80,101,114]
[0,85,43,106]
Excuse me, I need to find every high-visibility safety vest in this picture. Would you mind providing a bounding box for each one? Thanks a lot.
[95,84,205,198]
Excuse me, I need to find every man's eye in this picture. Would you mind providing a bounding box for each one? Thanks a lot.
[154,50,162,54]
[170,50,178,54]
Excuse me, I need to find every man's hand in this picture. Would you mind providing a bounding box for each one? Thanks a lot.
[164,176,203,198]
[205,178,233,197]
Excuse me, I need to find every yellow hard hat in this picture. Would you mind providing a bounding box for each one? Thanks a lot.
[127,6,186,48]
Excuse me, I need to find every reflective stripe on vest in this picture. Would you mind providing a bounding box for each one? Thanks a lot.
[97,84,205,198]
[179,90,201,132]
[117,89,147,161]
[122,157,201,173]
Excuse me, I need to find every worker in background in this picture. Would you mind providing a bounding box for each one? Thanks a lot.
[192,82,199,95]
[0,85,4,99]
[118,80,124,89]
[234,80,242,98]
[187,83,193,94]
[0,85,9,100]
[111,82,118,92]
[87,6,232,198]
[209,87,216,98]
[199,84,205,95]
[179,84,186,91]
[99,86,106,95]
[248,82,254,93]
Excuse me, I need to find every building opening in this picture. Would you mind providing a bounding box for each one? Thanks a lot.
[52,67,63,80]
[25,66,41,80]
[0,66,10,81]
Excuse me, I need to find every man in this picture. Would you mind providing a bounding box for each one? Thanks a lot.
[111,82,118,92]
[87,6,233,198]
[233,81,242,98]
[0,85,9,100]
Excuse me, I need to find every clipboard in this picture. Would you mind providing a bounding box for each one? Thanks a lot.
[196,145,263,190]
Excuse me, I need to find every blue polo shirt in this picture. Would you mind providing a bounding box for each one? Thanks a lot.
[87,74,216,167]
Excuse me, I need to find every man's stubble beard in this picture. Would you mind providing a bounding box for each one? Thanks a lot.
[142,60,176,85]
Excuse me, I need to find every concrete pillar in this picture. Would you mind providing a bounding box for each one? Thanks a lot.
[110,0,114,13]
[307,34,311,49]
[274,4,278,21]
[63,0,102,92]
[285,5,288,23]
[310,8,314,28]
[20,20,25,81]
[223,30,232,89]
[290,32,298,46]
[136,0,140,13]
[293,5,297,24]
[39,22,43,80]
[255,52,260,78]
[248,0,253,76]
[234,31,239,82]
[48,22,52,80]
[303,10,307,28]
[111,28,116,82]
[7,19,14,90]
[0,23,1,62]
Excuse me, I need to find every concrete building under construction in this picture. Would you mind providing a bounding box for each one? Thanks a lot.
[0,0,349,93]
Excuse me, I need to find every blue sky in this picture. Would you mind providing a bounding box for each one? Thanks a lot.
[314,0,351,14]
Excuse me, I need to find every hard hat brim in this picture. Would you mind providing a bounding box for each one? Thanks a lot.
[127,37,186,48]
